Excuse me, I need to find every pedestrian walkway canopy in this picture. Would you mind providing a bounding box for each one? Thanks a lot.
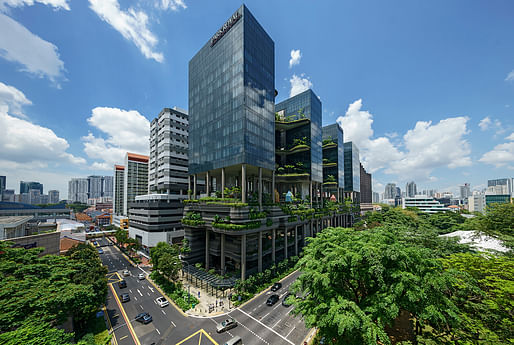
[183,264,237,289]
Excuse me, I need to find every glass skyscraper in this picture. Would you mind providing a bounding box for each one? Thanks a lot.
[344,142,360,193]
[188,5,275,175]
[322,123,345,188]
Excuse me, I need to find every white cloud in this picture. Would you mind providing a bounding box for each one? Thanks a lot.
[82,107,150,170]
[479,132,514,168]
[289,49,301,68]
[289,74,312,97]
[0,81,31,118]
[506,132,514,141]
[88,0,164,62]
[337,99,471,181]
[0,13,65,83]
[478,116,491,131]
[0,0,69,11]
[157,0,186,11]
[505,70,514,82]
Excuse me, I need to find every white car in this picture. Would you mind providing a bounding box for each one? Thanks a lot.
[156,296,169,308]
[216,317,237,333]
[122,269,130,276]
[138,273,145,280]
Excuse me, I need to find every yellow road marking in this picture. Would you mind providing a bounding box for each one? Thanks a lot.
[113,313,119,318]
[120,335,128,340]
[103,306,118,345]
[110,283,141,345]
[201,329,219,345]
[175,329,218,345]
[198,332,202,345]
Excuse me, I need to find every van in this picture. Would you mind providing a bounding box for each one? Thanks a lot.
[224,336,242,345]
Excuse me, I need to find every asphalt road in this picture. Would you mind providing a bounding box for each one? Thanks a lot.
[99,242,311,345]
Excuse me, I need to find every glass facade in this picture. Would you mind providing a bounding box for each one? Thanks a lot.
[322,123,344,187]
[344,142,360,192]
[275,89,323,182]
[188,5,275,175]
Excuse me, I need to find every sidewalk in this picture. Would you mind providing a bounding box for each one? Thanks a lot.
[180,274,235,317]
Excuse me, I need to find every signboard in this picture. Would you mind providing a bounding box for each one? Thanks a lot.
[211,10,241,47]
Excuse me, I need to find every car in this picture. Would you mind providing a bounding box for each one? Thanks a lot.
[120,293,130,303]
[266,294,279,306]
[216,317,237,333]
[156,296,169,308]
[97,248,103,254]
[223,336,242,345]
[271,282,282,292]
[282,292,293,307]
[122,269,130,276]
[138,273,146,280]
[92,241,97,246]
[118,280,127,288]
[135,312,152,324]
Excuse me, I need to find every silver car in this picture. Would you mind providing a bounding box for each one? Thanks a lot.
[216,317,237,333]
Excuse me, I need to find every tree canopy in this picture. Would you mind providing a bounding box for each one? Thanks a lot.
[150,241,189,281]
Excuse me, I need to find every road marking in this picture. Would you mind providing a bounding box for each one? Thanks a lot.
[235,317,270,345]
[235,309,294,345]
[129,289,132,293]
[171,320,176,327]
[261,312,270,319]
[148,286,154,293]
[147,292,150,296]
[109,283,141,345]
[272,317,282,328]
[137,289,142,296]
[119,335,128,341]
[102,306,118,345]
[286,326,296,338]
[161,310,166,315]
[134,296,137,301]
[156,328,160,335]
[175,329,218,345]
[140,305,143,309]
[113,314,119,318]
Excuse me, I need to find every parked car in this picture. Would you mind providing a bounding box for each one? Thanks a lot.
[138,273,146,280]
[266,294,279,306]
[156,297,169,308]
[122,269,130,276]
[282,292,292,307]
[224,335,243,345]
[118,280,127,288]
[120,293,130,303]
[97,248,104,254]
[270,282,282,292]
[216,317,238,333]
[135,312,152,324]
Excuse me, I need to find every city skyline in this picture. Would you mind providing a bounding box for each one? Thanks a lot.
[0,1,513,196]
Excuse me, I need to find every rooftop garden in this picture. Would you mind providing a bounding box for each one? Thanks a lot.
[212,214,262,230]
[277,162,309,176]
[181,212,205,226]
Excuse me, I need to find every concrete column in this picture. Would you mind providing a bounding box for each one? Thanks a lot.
[272,171,275,203]
[284,229,288,259]
[337,188,340,203]
[272,229,276,263]
[205,229,210,269]
[258,232,262,273]
[206,171,210,196]
[220,233,225,274]
[241,234,246,281]
[241,164,247,203]
[193,174,197,200]
[258,167,263,210]
[294,226,298,256]
[310,181,313,208]
[188,176,191,200]
[221,168,225,198]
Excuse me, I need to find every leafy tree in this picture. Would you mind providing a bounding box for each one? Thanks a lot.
[158,252,181,281]
[150,241,188,279]
[114,228,129,248]
[0,321,74,345]
[480,203,514,249]
[290,226,461,345]
[426,211,466,234]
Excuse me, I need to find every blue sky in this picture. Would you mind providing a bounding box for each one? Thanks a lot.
[0,0,513,197]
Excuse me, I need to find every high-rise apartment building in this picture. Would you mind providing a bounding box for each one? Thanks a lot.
[372,191,380,204]
[487,178,513,196]
[113,165,125,216]
[103,176,113,198]
[405,181,417,198]
[189,5,275,203]
[123,153,149,216]
[48,190,59,204]
[322,123,344,201]
[384,183,396,200]
[468,192,485,213]
[88,175,103,199]
[343,142,360,201]
[460,183,471,200]
[68,178,88,203]
[20,181,43,195]
[360,163,372,205]
[0,176,5,192]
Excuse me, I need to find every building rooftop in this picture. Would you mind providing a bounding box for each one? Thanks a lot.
[0,216,33,225]
[0,202,68,210]
[127,152,149,163]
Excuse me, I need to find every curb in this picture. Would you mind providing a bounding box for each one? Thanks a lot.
[102,306,118,345]
[301,327,317,345]
[146,276,188,318]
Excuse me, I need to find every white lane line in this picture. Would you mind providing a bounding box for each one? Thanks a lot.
[272,317,283,328]
[161,310,166,315]
[140,305,143,309]
[236,309,294,345]
[129,289,132,293]
[134,296,138,301]
[141,285,145,289]
[156,328,161,335]
[148,286,154,293]
[235,318,270,345]
[171,320,176,327]
[137,289,143,297]
[285,326,295,338]
[261,312,270,320]
[147,292,150,296]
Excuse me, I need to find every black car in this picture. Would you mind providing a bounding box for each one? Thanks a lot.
[266,294,279,306]
[282,292,292,307]
[118,280,127,288]
[271,282,282,292]
[135,312,152,324]
[120,293,130,303]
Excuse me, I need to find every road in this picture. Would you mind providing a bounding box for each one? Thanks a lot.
[99,241,311,345]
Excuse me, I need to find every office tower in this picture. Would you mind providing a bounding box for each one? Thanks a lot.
[88,175,103,199]
[384,183,396,200]
[48,190,59,204]
[487,178,513,196]
[123,153,149,216]
[0,176,5,192]
[189,4,275,204]
[322,123,344,201]
[113,165,125,216]
[102,176,113,198]
[128,108,189,248]
[372,192,380,204]
[359,163,372,204]
[468,192,485,214]
[1,189,14,202]
[68,178,88,203]
[275,89,323,202]
[28,189,41,204]
[343,142,360,201]
[405,181,417,198]
[460,183,471,200]
[20,181,43,195]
